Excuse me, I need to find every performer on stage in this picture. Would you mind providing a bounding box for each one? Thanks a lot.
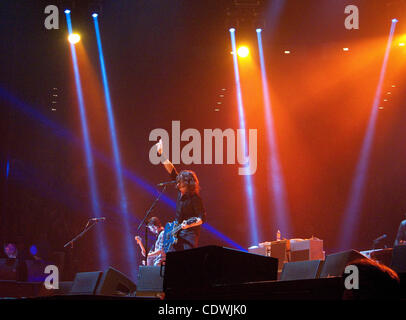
[394,213,406,247]
[135,217,165,266]
[156,139,206,251]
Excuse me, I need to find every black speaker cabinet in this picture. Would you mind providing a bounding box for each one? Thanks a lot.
[96,267,136,296]
[70,271,103,295]
[163,246,278,293]
[137,266,164,297]
[70,267,136,296]
[280,260,324,281]
[320,250,366,278]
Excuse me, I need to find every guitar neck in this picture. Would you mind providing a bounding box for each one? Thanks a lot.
[173,225,183,234]
[172,218,197,234]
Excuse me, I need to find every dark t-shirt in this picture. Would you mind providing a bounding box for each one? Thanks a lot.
[170,169,206,237]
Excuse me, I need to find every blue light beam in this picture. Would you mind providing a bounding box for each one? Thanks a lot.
[256,29,291,238]
[339,19,398,250]
[65,11,109,270]
[92,15,137,278]
[229,28,260,246]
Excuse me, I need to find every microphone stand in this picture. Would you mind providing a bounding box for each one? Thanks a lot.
[64,219,103,249]
[136,185,167,265]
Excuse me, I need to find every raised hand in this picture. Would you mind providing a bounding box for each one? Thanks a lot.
[156,138,163,156]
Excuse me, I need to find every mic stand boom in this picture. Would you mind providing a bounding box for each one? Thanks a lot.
[63,219,104,249]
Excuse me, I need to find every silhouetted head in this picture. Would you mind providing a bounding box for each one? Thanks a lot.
[342,258,400,300]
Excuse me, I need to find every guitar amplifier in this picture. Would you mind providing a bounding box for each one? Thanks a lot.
[290,239,324,262]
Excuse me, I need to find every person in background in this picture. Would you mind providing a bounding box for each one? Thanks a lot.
[394,213,406,247]
[342,258,400,300]
[3,243,18,259]
[135,217,165,266]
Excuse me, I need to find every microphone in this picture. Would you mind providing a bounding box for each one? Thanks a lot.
[157,180,177,187]
[89,217,106,222]
[373,234,387,243]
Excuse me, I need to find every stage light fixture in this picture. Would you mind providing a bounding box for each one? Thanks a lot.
[392,18,398,23]
[64,9,71,14]
[229,28,235,32]
[237,46,249,58]
[68,33,81,44]
[92,13,98,18]
[256,28,262,33]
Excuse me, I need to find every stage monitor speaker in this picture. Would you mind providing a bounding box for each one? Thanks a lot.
[95,267,136,296]
[280,260,324,281]
[320,250,366,278]
[391,245,406,274]
[70,271,103,295]
[163,246,278,293]
[136,266,164,296]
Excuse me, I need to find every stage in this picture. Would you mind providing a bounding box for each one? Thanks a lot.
[1,0,406,305]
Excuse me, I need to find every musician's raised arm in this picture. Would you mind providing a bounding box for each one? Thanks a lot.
[156,138,178,179]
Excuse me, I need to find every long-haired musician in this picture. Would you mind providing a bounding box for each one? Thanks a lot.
[156,139,207,251]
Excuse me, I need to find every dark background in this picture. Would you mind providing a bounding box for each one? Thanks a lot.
[0,0,405,280]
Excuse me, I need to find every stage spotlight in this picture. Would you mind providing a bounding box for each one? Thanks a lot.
[64,9,71,14]
[237,46,249,58]
[68,33,81,44]
[92,13,98,18]
[284,50,291,54]
[229,28,235,32]
[343,47,349,51]
[256,28,262,33]
[399,43,405,47]
[392,18,398,23]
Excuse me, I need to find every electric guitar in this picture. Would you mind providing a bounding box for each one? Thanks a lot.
[163,217,198,253]
[135,236,155,266]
